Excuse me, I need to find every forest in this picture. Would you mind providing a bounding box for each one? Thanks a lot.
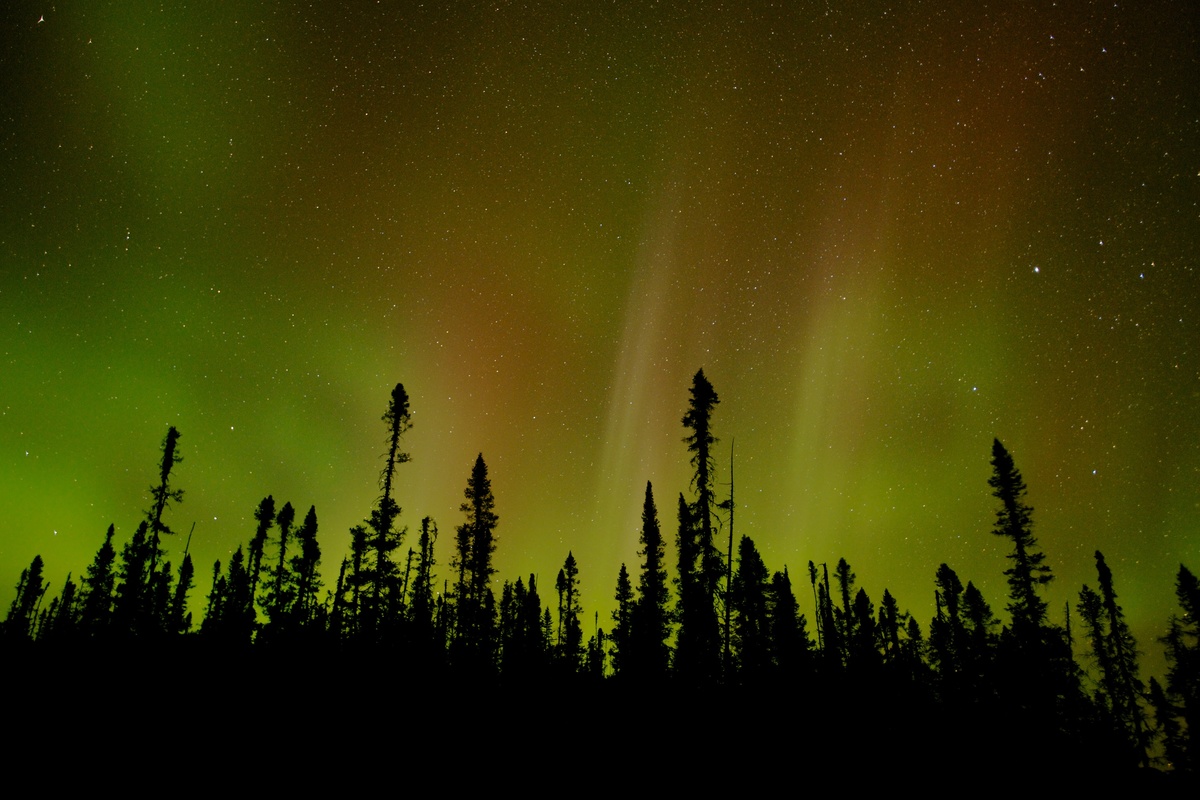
[2,372,1196,781]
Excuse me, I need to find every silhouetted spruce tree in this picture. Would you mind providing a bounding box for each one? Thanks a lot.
[451,453,498,671]
[585,618,606,680]
[247,495,275,627]
[407,516,438,653]
[556,551,584,672]
[817,564,841,672]
[1093,551,1148,761]
[329,555,352,640]
[290,506,322,631]
[1078,556,1147,765]
[77,524,118,638]
[877,588,902,664]
[849,587,879,674]
[987,439,1079,728]
[43,574,78,641]
[610,563,634,677]
[167,553,194,635]
[681,370,724,649]
[808,561,822,650]
[263,500,296,633]
[674,492,719,681]
[111,522,150,637]
[768,568,811,676]
[1161,564,1199,771]
[204,546,254,645]
[346,525,367,637]
[988,439,1052,638]
[200,559,225,637]
[930,563,967,695]
[4,555,46,640]
[359,383,412,639]
[145,426,183,578]
[631,481,670,680]
[731,535,771,679]
[828,557,856,668]
[1147,676,1185,770]
[958,581,997,703]
[499,574,548,679]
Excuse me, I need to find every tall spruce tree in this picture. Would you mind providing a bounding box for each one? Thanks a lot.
[1161,564,1199,771]
[731,535,771,678]
[988,439,1052,636]
[682,369,724,603]
[4,555,46,640]
[768,568,810,676]
[290,506,322,630]
[1078,551,1147,762]
[610,564,634,677]
[677,370,723,680]
[557,551,584,672]
[632,481,670,679]
[361,383,412,638]
[77,524,118,637]
[451,453,499,669]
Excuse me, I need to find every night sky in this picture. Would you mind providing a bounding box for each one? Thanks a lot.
[2,2,1196,673]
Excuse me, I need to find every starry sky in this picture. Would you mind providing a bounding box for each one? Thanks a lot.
[1,1,1196,673]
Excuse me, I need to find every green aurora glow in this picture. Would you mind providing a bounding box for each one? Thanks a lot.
[1,2,1196,677]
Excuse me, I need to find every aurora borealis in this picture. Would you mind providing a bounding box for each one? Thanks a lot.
[1,1,1196,673]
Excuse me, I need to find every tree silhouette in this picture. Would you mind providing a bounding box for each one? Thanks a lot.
[4,554,46,640]
[768,568,811,676]
[247,495,275,627]
[451,453,499,670]
[731,535,771,678]
[631,481,671,680]
[359,383,412,639]
[77,525,117,638]
[682,369,724,607]
[1161,564,1199,771]
[1078,551,1147,763]
[556,551,583,672]
[674,491,719,681]
[290,506,322,631]
[989,439,1052,635]
[610,563,633,677]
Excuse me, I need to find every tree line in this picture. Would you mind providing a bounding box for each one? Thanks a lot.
[3,372,1196,778]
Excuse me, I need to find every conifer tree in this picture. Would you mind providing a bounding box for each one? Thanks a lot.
[4,555,46,640]
[168,553,194,635]
[112,522,151,636]
[264,500,296,628]
[451,453,499,669]
[731,535,771,678]
[877,588,902,663]
[768,568,811,675]
[960,580,997,699]
[360,383,412,638]
[988,439,1052,636]
[1161,564,1199,771]
[1092,550,1147,760]
[930,563,966,691]
[610,564,634,677]
[674,492,719,681]
[408,516,437,634]
[557,551,584,672]
[290,506,322,630]
[631,481,670,680]
[682,369,724,611]
[200,559,225,637]
[247,495,275,621]
[45,574,78,640]
[77,524,118,637]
